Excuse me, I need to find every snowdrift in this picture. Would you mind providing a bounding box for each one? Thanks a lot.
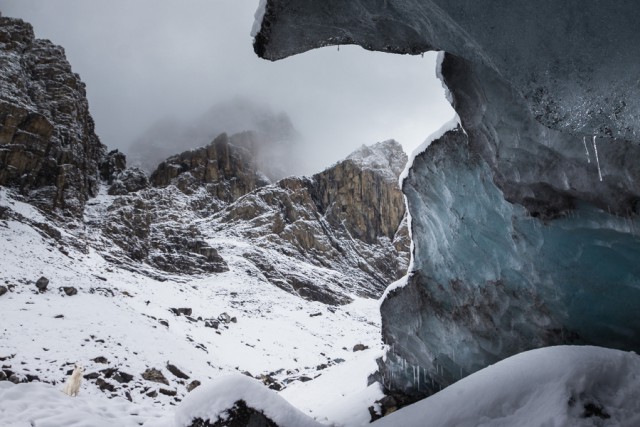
[2,346,638,426]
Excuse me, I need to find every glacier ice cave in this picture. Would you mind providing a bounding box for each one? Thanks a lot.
[253,0,640,401]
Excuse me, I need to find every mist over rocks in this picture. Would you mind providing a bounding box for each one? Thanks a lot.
[150,132,270,203]
[126,98,302,181]
[0,16,107,216]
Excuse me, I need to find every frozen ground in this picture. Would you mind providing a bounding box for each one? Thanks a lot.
[0,186,384,425]
[2,344,638,427]
[2,186,639,426]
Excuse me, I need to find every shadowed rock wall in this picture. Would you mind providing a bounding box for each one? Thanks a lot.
[0,17,107,216]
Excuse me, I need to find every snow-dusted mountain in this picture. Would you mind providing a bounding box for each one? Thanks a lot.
[0,16,106,216]
[0,14,409,426]
[3,10,640,427]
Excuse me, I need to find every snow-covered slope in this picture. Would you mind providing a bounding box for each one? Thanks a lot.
[0,186,384,425]
[2,341,638,426]
[370,346,640,427]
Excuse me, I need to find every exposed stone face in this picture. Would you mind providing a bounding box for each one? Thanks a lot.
[100,187,228,275]
[150,133,269,202]
[212,140,409,303]
[107,167,149,195]
[141,368,169,385]
[312,141,407,244]
[0,17,107,216]
[99,149,127,183]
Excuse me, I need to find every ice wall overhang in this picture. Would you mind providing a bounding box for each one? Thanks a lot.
[254,0,640,142]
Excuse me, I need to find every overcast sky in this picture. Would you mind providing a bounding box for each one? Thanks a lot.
[0,0,453,174]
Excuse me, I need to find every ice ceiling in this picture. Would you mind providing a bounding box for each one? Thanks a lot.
[254,0,640,401]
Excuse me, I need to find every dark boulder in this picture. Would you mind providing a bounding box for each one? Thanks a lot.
[35,276,49,293]
[166,363,189,380]
[187,400,279,427]
[61,286,77,296]
[141,368,169,385]
[170,308,193,317]
[113,371,134,383]
[186,380,201,392]
[352,344,369,352]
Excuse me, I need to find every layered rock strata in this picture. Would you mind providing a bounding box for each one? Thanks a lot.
[0,17,106,216]
[212,140,409,304]
[94,138,409,299]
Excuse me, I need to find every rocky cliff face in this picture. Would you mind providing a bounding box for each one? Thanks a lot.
[0,13,409,305]
[312,141,407,245]
[211,140,409,304]
[253,0,640,405]
[150,132,270,202]
[0,17,107,216]
[94,187,228,276]
[81,138,409,303]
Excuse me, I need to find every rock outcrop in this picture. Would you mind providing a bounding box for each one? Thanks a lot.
[97,186,228,275]
[187,400,279,427]
[0,17,107,216]
[127,98,300,180]
[150,133,269,202]
[211,140,409,303]
[253,0,640,405]
[89,137,408,297]
[313,141,407,244]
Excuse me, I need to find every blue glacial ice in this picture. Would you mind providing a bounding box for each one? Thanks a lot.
[253,0,640,401]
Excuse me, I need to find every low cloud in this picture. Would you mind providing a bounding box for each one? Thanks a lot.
[0,0,453,174]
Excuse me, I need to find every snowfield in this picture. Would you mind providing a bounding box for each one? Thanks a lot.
[2,186,639,427]
[0,186,383,425]
[2,345,638,427]
[371,346,640,427]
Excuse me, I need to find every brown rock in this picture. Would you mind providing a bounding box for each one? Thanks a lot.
[186,380,201,392]
[149,133,269,202]
[166,363,189,380]
[141,368,169,385]
[211,140,410,302]
[353,344,369,352]
[62,286,77,296]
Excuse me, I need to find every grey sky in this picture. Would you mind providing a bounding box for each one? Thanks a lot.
[0,0,453,174]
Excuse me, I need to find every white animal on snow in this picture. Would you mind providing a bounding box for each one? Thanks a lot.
[62,363,84,397]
